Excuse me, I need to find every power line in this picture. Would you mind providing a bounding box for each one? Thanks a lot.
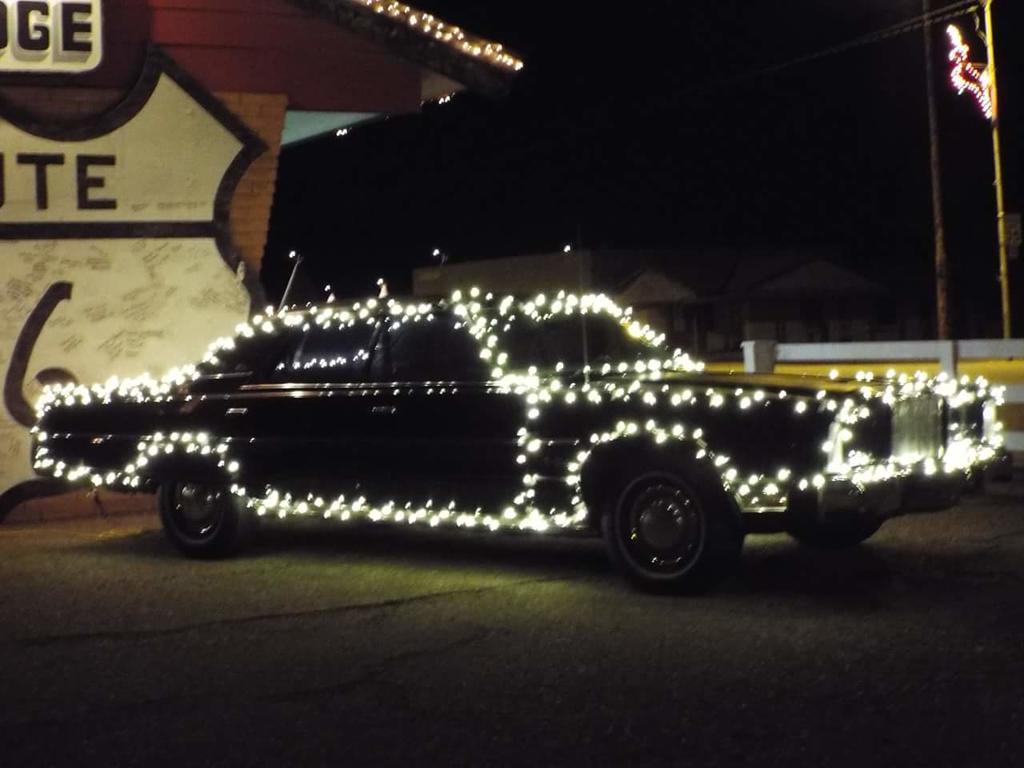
[708,0,980,91]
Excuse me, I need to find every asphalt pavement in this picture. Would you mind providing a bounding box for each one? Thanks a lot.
[1,480,1023,767]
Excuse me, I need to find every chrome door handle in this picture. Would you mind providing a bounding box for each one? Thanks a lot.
[371,406,397,415]
[226,407,248,416]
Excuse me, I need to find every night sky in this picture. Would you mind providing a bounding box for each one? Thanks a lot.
[265,0,1022,337]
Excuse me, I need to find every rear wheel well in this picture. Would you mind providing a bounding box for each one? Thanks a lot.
[158,479,256,558]
[143,455,228,488]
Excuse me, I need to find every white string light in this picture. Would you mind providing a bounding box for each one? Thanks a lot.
[347,0,524,73]
[32,291,1005,535]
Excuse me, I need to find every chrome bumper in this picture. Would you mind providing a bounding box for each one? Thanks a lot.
[743,459,988,533]
[982,447,1014,482]
[743,475,902,533]
[805,447,1013,524]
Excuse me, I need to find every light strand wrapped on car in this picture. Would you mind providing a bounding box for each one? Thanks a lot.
[30,289,1010,590]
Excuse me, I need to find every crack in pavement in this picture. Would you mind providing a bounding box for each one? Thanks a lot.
[969,527,1024,545]
[1,629,497,729]
[262,628,495,702]
[17,576,570,648]
[896,567,1024,588]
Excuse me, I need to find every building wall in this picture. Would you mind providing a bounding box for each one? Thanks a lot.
[0,59,267,517]
[0,0,469,519]
[29,0,425,114]
[218,91,288,277]
[0,86,124,120]
[0,85,286,278]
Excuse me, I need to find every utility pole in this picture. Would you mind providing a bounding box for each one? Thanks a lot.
[982,0,1012,338]
[923,0,950,339]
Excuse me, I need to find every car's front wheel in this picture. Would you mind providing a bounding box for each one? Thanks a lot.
[602,468,743,593]
[158,482,254,558]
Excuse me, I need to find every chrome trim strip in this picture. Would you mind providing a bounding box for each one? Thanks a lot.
[239,381,499,392]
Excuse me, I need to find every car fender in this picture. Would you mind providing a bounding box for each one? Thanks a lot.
[577,429,740,530]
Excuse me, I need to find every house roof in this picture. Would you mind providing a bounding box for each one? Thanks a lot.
[605,250,881,301]
[617,269,697,306]
[286,0,524,96]
[750,259,882,296]
[412,249,883,304]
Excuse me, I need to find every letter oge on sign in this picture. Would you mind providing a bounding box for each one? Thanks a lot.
[0,2,102,72]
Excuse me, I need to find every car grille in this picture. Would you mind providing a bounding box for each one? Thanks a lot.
[891,395,945,462]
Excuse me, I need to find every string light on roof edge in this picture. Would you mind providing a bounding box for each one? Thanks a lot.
[946,24,993,120]
[347,0,524,72]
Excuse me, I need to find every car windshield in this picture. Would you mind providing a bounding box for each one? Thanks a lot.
[501,315,658,372]
[197,330,299,377]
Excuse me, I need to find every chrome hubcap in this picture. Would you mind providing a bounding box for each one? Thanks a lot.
[173,483,225,539]
[638,499,688,550]
[623,481,704,575]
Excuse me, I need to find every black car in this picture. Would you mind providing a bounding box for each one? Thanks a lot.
[32,289,1009,591]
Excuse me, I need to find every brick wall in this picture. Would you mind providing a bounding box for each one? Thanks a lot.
[215,91,288,278]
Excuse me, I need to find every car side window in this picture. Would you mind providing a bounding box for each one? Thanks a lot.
[274,322,378,383]
[203,330,299,381]
[384,320,487,382]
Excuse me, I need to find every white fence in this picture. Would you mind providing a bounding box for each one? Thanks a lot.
[741,339,1024,452]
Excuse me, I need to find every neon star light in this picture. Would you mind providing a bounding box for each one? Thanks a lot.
[946,24,993,120]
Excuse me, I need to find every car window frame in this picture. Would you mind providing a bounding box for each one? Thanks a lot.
[377,314,489,384]
[499,312,658,375]
[199,327,302,384]
[268,316,386,385]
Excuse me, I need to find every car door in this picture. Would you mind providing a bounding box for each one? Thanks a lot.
[194,318,389,500]
[370,314,526,511]
[184,326,301,491]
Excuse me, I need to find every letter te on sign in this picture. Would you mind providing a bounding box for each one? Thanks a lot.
[76,154,116,210]
[16,152,65,210]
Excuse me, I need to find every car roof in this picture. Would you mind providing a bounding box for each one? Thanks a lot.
[274,290,631,322]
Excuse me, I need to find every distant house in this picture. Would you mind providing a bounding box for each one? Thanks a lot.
[413,249,925,356]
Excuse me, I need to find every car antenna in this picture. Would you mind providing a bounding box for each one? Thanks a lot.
[278,250,303,311]
[569,234,589,386]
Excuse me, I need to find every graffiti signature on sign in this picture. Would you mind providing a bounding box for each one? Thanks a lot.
[0,49,265,519]
[3,281,76,428]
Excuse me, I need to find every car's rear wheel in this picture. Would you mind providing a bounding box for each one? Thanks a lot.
[602,467,743,593]
[159,482,254,558]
